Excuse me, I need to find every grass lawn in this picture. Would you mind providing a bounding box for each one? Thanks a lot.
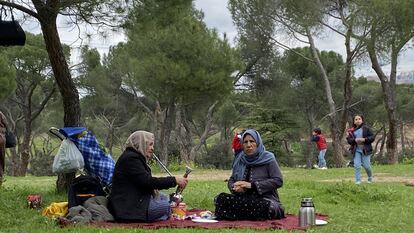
[1,164,414,233]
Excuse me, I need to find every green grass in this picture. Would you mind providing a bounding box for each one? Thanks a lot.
[1,165,414,233]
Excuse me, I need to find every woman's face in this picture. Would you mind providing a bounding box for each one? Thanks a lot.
[243,134,257,156]
[145,141,154,158]
[354,115,363,127]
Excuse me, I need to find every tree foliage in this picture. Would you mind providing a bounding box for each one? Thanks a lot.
[124,0,235,106]
[0,55,16,101]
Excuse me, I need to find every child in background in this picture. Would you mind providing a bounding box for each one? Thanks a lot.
[231,128,245,157]
[346,114,375,184]
[311,128,328,169]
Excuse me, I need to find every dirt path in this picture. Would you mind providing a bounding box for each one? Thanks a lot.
[322,173,414,183]
[156,170,414,183]
[154,170,232,181]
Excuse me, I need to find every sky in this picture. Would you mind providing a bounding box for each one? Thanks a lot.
[17,0,414,77]
[194,0,414,77]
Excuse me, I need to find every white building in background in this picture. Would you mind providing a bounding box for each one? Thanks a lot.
[396,71,414,84]
[365,71,414,84]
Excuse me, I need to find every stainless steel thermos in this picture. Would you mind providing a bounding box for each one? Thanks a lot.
[299,197,315,227]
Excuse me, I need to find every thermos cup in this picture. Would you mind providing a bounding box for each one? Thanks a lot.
[299,197,315,227]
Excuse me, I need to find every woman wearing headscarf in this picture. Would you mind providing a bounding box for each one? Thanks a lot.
[215,129,285,220]
[108,131,188,222]
[0,111,8,182]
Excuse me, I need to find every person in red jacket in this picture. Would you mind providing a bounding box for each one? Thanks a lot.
[311,128,328,169]
[231,128,245,156]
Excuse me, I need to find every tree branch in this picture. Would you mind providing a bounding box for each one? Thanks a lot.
[0,1,39,19]
[320,98,365,122]
[31,82,57,123]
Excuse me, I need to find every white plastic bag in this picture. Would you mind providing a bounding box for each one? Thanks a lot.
[52,139,84,173]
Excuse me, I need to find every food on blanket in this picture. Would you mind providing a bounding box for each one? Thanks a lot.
[199,210,213,219]
[171,202,187,220]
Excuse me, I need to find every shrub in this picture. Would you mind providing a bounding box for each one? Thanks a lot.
[28,150,54,176]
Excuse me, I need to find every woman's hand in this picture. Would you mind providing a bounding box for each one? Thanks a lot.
[232,181,252,193]
[175,176,188,189]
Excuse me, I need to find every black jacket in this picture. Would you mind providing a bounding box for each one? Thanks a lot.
[108,147,176,222]
[346,125,375,155]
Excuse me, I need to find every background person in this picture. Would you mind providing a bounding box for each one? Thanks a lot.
[231,128,245,156]
[311,128,328,169]
[346,114,375,184]
[108,130,188,222]
[215,129,285,220]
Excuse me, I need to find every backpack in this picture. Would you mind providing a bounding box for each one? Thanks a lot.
[68,175,105,208]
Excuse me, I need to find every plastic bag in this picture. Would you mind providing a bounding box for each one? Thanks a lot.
[52,139,84,173]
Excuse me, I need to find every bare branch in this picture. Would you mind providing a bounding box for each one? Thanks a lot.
[233,57,259,85]
[320,21,346,37]
[0,1,39,19]
[268,36,314,63]
[31,82,57,123]
[320,98,365,122]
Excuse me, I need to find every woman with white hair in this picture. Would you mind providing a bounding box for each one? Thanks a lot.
[108,130,188,222]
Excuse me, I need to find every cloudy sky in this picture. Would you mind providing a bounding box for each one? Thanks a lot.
[19,0,413,77]
[194,0,414,77]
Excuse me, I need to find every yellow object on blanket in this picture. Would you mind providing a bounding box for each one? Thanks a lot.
[42,202,68,218]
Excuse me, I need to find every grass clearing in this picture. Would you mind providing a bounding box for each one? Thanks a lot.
[1,164,414,233]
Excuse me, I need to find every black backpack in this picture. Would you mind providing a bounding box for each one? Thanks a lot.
[68,175,105,208]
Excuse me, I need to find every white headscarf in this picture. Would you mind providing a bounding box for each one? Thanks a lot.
[125,131,154,160]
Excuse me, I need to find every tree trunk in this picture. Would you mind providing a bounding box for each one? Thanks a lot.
[175,106,191,165]
[282,139,294,167]
[190,101,218,161]
[307,28,345,167]
[158,101,176,165]
[367,44,398,164]
[37,10,81,192]
[372,125,385,157]
[378,127,387,163]
[339,28,355,135]
[17,109,32,176]
[105,124,114,156]
[304,108,315,169]
[9,147,19,176]
[400,121,405,151]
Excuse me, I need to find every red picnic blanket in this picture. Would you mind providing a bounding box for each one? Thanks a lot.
[93,209,329,231]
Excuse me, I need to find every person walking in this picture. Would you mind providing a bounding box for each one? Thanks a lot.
[311,128,328,169]
[346,114,375,184]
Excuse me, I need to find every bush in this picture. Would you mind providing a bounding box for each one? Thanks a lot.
[28,150,54,176]
[398,148,414,163]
